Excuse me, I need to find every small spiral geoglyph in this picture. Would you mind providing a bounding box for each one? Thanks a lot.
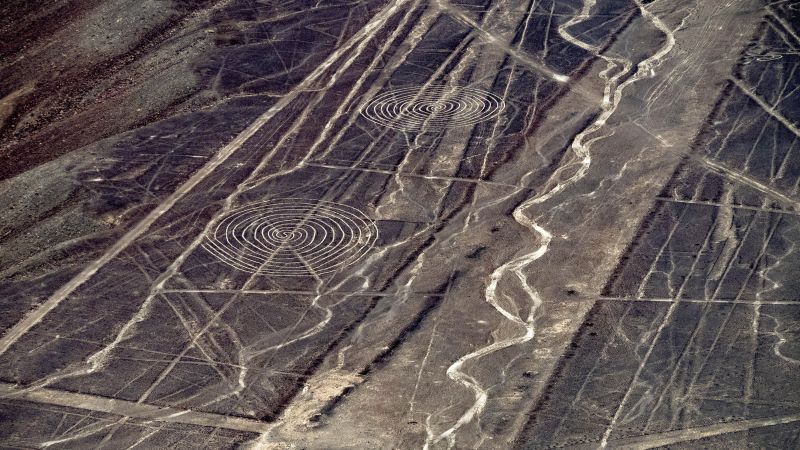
[202,199,378,276]
[361,85,505,131]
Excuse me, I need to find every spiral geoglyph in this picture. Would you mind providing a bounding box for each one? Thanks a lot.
[202,199,378,276]
[361,85,505,131]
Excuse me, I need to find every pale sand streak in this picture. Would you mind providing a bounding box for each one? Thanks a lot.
[432,0,606,106]
[432,0,570,84]
[0,382,272,433]
[608,413,800,449]
[731,78,800,140]
[695,154,800,211]
[0,0,409,356]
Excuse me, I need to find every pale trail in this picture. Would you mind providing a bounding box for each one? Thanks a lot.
[424,1,677,448]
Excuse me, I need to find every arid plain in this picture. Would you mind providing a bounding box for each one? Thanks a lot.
[1,0,799,448]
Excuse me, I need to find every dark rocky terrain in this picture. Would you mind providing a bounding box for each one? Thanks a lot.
[1,0,798,448]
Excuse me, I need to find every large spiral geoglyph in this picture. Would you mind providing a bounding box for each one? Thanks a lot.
[202,199,378,277]
[361,85,505,131]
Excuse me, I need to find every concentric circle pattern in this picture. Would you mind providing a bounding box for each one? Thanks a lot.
[361,85,505,131]
[202,199,378,276]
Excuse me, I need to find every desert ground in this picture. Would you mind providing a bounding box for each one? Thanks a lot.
[1,0,799,448]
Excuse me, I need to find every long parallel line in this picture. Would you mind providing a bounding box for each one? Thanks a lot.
[655,196,800,216]
[598,295,800,305]
[607,413,800,450]
[0,382,271,434]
